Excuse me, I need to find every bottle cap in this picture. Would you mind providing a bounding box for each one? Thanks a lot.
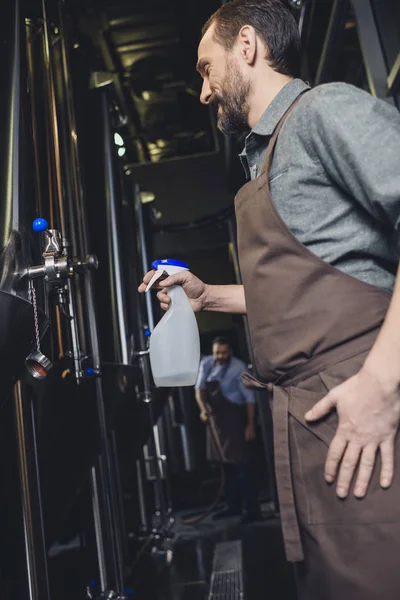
[152,259,189,270]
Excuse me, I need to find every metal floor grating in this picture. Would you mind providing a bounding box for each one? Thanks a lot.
[208,540,244,599]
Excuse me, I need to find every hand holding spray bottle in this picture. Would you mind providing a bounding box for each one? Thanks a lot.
[146,259,200,386]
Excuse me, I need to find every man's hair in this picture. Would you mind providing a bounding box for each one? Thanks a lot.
[212,336,232,348]
[202,0,301,77]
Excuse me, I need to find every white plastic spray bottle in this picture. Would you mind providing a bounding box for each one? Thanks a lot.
[145,259,200,387]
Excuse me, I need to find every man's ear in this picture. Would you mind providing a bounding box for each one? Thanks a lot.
[237,25,257,65]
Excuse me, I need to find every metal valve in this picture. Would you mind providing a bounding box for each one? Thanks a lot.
[25,218,99,381]
[29,218,98,284]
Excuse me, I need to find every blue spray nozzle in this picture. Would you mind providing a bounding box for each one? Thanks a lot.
[85,368,95,377]
[144,328,151,337]
[32,218,49,232]
[152,258,189,270]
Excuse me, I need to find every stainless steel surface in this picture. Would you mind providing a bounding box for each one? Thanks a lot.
[153,423,166,480]
[134,183,155,333]
[44,3,87,376]
[41,0,67,235]
[67,277,83,379]
[91,466,108,592]
[179,424,192,472]
[43,230,62,256]
[25,351,53,379]
[86,253,126,593]
[133,179,171,524]
[14,381,51,600]
[136,458,148,531]
[101,92,129,365]
[208,540,244,600]
[36,1,127,590]
[57,0,91,356]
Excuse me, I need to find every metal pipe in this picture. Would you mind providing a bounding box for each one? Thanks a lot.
[58,0,88,256]
[57,0,91,355]
[101,92,129,364]
[1,3,51,596]
[135,458,148,531]
[41,0,67,236]
[67,277,83,378]
[90,467,107,592]
[111,429,129,558]
[86,273,126,592]
[135,184,155,333]
[25,20,46,222]
[55,3,128,591]
[133,181,169,524]
[14,381,51,600]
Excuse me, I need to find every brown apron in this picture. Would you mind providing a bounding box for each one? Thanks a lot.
[205,378,251,465]
[235,93,400,599]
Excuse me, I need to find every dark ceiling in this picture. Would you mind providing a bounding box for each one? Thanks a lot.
[76,0,223,165]
[60,0,398,226]
[72,0,375,168]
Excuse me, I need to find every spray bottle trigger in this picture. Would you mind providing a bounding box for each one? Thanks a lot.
[145,269,169,292]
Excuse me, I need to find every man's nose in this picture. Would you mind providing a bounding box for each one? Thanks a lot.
[200,79,212,105]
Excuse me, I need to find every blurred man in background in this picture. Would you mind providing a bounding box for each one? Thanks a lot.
[195,336,262,524]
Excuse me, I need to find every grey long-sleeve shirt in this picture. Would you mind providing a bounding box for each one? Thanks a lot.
[239,79,400,292]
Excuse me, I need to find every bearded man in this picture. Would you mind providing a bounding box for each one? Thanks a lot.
[140,1,400,598]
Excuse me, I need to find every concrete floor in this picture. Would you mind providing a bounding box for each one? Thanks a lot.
[131,503,298,600]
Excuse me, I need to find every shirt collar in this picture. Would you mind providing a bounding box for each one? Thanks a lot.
[251,79,310,137]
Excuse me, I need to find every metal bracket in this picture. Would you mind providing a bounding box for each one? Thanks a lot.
[133,349,150,357]
[43,229,62,256]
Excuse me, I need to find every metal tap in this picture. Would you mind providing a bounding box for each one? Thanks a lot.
[28,218,98,284]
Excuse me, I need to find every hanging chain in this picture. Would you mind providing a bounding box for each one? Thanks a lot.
[28,279,41,353]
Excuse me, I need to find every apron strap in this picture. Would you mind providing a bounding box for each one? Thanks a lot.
[261,90,309,177]
[272,385,305,562]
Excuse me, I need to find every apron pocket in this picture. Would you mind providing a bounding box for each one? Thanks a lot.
[288,383,337,447]
[287,381,400,526]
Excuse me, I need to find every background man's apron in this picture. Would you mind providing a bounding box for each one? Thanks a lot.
[235,93,400,600]
[205,378,250,465]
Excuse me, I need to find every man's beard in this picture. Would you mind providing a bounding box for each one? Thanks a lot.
[213,58,251,137]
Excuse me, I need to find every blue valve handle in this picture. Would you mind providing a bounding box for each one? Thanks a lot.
[32,218,49,232]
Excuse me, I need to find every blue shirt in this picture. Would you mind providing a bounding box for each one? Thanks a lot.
[195,356,256,405]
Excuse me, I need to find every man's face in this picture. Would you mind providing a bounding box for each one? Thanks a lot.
[212,343,232,365]
[197,25,251,136]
